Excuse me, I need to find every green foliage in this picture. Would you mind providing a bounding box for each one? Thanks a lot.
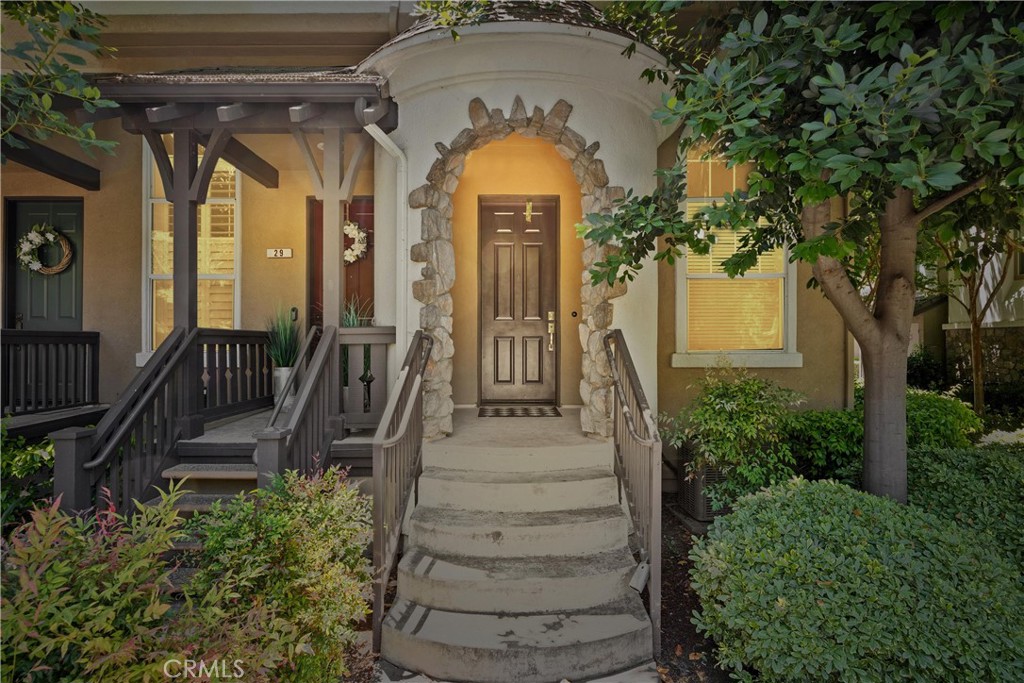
[785,408,864,485]
[1,1,118,159]
[1,487,184,681]
[690,478,1024,682]
[908,444,1024,567]
[188,467,372,681]
[678,365,803,507]
[341,295,373,328]
[0,422,54,530]
[906,343,946,390]
[266,308,300,367]
[905,387,983,448]
[583,2,1024,286]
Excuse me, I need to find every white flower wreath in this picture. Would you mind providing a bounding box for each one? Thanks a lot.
[343,220,369,264]
[17,224,72,275]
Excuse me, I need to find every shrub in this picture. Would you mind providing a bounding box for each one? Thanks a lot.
[905,388,982,448]
[188,466,372,682]
[1,423,54,530]
[906,343,946,390]
[682,365,803,508]
[908,445,1024,567]
[690,479,1024,683]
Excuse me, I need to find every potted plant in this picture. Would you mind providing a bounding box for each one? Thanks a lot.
[340,296,373,412]
[266,308,300,405]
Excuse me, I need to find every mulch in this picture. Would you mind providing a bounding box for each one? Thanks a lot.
[655,505,731,683]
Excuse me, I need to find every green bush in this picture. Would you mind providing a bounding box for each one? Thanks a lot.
[908,445,1024,567]
[905,388,982,448]
[679,365,803,508]
[1,422,54,530]
[906,344,946,390]
[690,479,1024,682]
[188,466,372,682]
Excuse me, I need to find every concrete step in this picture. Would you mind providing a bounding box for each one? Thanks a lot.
[418,466,618,513]
[162,463,258,495]
[397,545,636,613]
[408,505,628,558]
[423,442,613,473]
[147,492,234,519]
[381,594,653,683]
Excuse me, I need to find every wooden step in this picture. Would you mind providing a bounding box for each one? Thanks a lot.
[162,463,257,495]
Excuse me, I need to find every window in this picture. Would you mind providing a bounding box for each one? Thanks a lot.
[143,138,240,352]
[672,154,802,368]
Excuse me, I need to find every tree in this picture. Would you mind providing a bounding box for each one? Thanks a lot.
[1,0,117,161]
[582,1,1024,502]
[919,184,1022,414]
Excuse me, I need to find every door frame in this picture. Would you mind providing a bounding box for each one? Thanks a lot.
[476,194,561,405]
[3,196,84,329]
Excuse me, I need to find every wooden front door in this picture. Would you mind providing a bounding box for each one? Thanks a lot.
[479,196,558,403]
[307,197,375,329]
[6,200,84,331]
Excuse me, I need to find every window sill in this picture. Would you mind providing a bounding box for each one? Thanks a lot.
[671,351,804,369]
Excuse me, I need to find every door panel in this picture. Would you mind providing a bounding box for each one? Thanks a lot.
[8,201,84,331]
[479,196,558,403]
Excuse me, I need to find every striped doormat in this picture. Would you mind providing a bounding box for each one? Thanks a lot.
[478,405,561,418]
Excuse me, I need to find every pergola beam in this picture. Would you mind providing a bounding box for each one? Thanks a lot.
[146,102,200,124]
[289,103,326,123]
[1,134,101,191]
[217,102,261,122]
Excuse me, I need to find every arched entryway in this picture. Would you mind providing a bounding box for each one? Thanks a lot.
[409,96,627,439]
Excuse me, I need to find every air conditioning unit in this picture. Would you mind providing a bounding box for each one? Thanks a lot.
[678,441,729,523]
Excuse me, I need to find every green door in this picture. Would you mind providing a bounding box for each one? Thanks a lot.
[7,200,84,331]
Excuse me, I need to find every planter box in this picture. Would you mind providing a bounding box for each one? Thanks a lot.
[677,441,728,522]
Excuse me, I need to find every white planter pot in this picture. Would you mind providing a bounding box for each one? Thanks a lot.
[273,366,296,406]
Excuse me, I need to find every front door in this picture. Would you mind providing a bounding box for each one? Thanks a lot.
[6,200,84,331]
[479,196,558,403]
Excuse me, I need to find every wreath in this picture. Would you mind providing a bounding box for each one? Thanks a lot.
[17,224,72,275]
[343,221,369,264]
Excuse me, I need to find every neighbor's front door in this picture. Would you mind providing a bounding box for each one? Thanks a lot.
[479,196,558,403]
[6,200,84,331]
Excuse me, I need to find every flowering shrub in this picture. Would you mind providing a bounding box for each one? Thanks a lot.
[188,466,372,682]
[0,423,54,530]
[691,479,1024,682]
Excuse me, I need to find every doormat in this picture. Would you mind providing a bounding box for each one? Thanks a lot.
[478,405,561,418]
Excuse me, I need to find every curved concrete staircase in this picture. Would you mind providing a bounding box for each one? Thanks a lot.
[381,441,653,683]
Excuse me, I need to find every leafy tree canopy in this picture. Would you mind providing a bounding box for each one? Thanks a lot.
[1,0,118,160]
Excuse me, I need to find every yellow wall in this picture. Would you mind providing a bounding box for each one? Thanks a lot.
[654,132,853,417]
[451,134,584,406]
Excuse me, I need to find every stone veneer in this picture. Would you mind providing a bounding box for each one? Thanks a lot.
[945,325,1024,385]
[409,96,627,440]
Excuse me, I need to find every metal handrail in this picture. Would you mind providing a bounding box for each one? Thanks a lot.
[603,329,662,659]
[371,330,433,653]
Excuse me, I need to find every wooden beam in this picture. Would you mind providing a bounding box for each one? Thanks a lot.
[72,106,123,124]
[141,128,173,197]
[1,135,100,191]
[289,102,326,123]
[190,128,233,203]
[146,103,199,124]
[340,132,372,201]
[197,134,279,189]
[292,130,323,199]
[171,130,199,330]
[216,102,260,123]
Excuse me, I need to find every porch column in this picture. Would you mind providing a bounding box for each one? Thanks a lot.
[321,127,346,329]
[171,130,199,330]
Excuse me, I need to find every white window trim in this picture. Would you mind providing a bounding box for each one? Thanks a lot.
[671,197,802,369]
[139,144,242,362]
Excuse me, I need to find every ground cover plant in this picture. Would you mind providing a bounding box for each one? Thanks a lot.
[690,478,1024,682]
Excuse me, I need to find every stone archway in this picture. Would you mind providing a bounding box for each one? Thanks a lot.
[409,96,626,440]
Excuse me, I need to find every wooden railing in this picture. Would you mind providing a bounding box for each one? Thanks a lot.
[371,330,433,653]
[255,326,341,480]
[197,329,274,418]
[339,326,397,431]
[603,329,662,658]
[1,330,100,416]
[53,327,274,512]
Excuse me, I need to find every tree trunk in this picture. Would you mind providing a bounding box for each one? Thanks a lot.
[861,340,909,503]
[970,318,985,415]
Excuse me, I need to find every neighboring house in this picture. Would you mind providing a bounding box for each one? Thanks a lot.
[1,2,853,679]
[943,251,1024,386]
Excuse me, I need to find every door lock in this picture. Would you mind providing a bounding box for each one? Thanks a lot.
[547,321,556,351]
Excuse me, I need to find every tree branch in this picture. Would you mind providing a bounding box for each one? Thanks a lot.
[912,175,988,225]
[979,250,1014,321]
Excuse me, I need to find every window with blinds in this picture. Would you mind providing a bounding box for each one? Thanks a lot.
[683,158,786,352]
[146,137,239,350]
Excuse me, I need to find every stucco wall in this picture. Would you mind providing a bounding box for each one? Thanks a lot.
[450,134,584,406]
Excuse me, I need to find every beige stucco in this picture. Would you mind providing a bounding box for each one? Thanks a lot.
[450,135,584,406]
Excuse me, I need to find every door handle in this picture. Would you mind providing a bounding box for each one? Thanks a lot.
[547,321,555,352]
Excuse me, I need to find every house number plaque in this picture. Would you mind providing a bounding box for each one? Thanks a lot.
[266,248,293,258]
